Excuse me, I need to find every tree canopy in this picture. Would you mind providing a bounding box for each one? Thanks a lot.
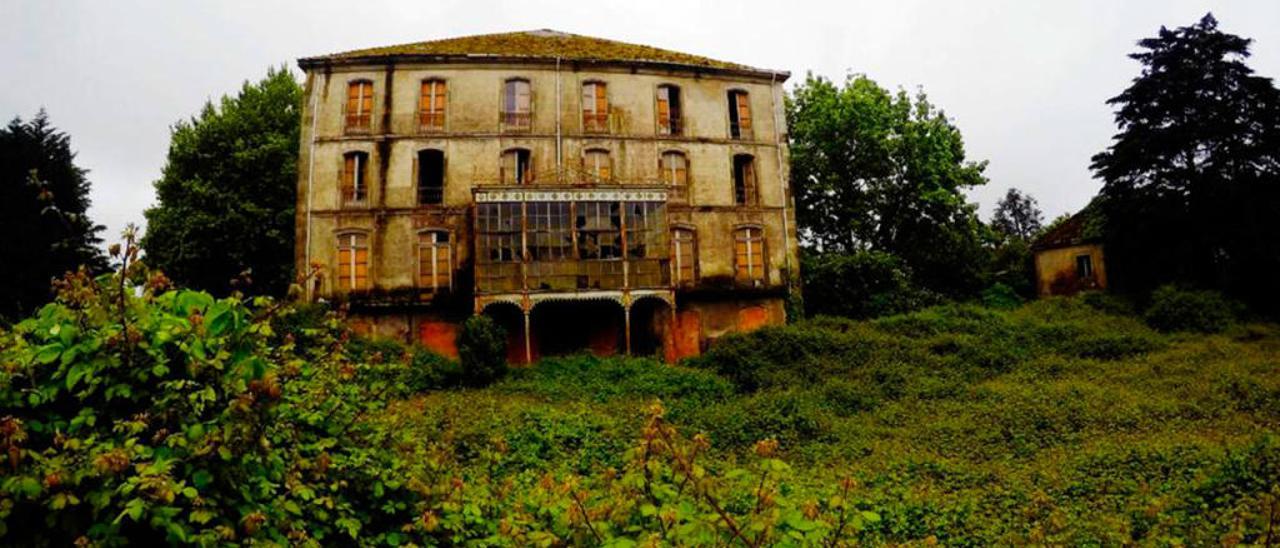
[788,74,991,297]
[991,188,1043,243]
[1091,13,1280,313]
[0,111,106,321]
[142,67,302,297]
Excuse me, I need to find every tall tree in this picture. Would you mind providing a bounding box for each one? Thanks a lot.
[991,188,1043,242]
[143,67,302,296]
[1091,14,1280,312]
[788,74,991,297]
[0,111,106,320]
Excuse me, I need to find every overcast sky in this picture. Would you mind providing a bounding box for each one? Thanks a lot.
[3,0,1278,247]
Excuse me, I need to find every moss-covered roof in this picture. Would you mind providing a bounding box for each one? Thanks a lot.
[299,29,787,79]
[1033,200,1105,251]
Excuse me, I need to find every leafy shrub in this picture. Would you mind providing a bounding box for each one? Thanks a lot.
[457,314,507,386]
[980,282,1023,309]
[1144,285,1237,333]
[690,390,835,450]
[499,355,732,405]
[802,251,939,319]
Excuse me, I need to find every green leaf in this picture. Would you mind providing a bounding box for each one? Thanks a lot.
[192,470,213,489]
[34,343,63,365]
[66,362,90,390]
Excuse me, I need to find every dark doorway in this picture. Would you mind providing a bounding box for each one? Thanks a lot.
[418,149,444,205]
[630,298,672,358]
[530,300,623,357]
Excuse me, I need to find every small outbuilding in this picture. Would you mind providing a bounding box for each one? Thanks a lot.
[1032,210,1106,297]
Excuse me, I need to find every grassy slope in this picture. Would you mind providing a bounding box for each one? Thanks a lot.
[392,298,1280,544]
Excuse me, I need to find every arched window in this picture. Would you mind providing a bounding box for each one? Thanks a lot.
[660,151,688,186]
[732,154,757,205]
[502,78,532,129]
[583,149,611,181]
[417,230,452,291]
[582,81,609,133]
[728,90,752,139]
[734,227,765,284]
[501,148,532,185]
[656,84,682,135]
[419,79,446,130]
[337,232,369,290]
[345,80,374,130]
[671,227,697,284]
[417,149,444,205]
[341,151,370,204]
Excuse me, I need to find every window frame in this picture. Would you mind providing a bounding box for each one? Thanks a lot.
[501,78,533,131]
[583,148,612,182]
[727,89,752,140]
[416,149,445,205]
[582,80,609,133]
[656,84,683,136]
[1076,254,1094,279]
[345,80,374,132]
[732,154,758,205]
[416,229,453,292]
[659,150,689,187]
[671,226,698,284]
[733,225,766,284]
[501,148,533,185]
[418,78,447,131]
[341,151,371,205]
[336,231,371,291]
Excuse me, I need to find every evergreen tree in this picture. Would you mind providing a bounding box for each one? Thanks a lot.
[142,67,302,296]
[991,188,1043,242]
[0,111,106,320]
[1091,14,1280,313]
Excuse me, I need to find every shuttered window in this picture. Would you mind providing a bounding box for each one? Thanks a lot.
[503,79,532,129]
[732,154,757,205]
[660,151,688,186]
[582,82,609,133]
[346,81,373,129]
[342,151,369,204]
[728,90,751,139]
[656,85,682,135]
[734,227,765,283]
[337,233,369,290]
[584,149,611,181]
[419,79,446,129]
[417,231,452,291]
[672,228,696,284]
[501,149,532,185]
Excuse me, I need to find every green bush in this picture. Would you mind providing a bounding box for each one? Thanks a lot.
[801,251,939,319]
[457,315,507,386]
[1144,285,1237,333]
[980,282,1024,309]
[499,354,733,405]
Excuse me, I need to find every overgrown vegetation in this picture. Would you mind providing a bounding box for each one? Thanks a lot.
[3,243,1278,543]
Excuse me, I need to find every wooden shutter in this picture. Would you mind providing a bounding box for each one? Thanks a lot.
[516,81,531,113]
[342,155,356,202]
[346,83,360,126]
[673,229,695,283]
[656,87,670,133]
[743,159,757,204]
[736,91,752,132]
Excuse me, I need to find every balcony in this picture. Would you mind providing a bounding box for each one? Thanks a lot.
[473,187,671,295]
[501,111,532,132]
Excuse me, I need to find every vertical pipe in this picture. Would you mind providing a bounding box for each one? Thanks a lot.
[624,303,632,356]
[556,56,563,182]
[523,310,532,364]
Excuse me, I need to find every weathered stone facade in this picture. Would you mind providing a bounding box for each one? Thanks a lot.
[295,30,797,362]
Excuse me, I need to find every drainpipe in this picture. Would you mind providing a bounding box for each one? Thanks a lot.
[555,56,563,182]
[303,70,324,300]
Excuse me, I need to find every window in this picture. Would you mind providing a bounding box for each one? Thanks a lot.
[660,151,688,186]
[501,149,532,185]
[527,202,573,261]
[583,149,611,181]
[419,79,446,130]
[417,231,452,291]
[656,85,682,135]
[341,151,370,204]
[502,78,532,129]
[417,150,444,205]
[734,227,765,284]
[1076,254,1094,279]
[728,90,752,139]
[477,203,523,263]
[337,233,369,290]
[346,80,373,130]
[671,228,696,284]
[625,202,664,259]
[576,202,622,260]
[732,154,757,205]
[582,81,608,133]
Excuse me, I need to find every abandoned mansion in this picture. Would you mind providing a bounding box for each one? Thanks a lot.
[295,30,797,363]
